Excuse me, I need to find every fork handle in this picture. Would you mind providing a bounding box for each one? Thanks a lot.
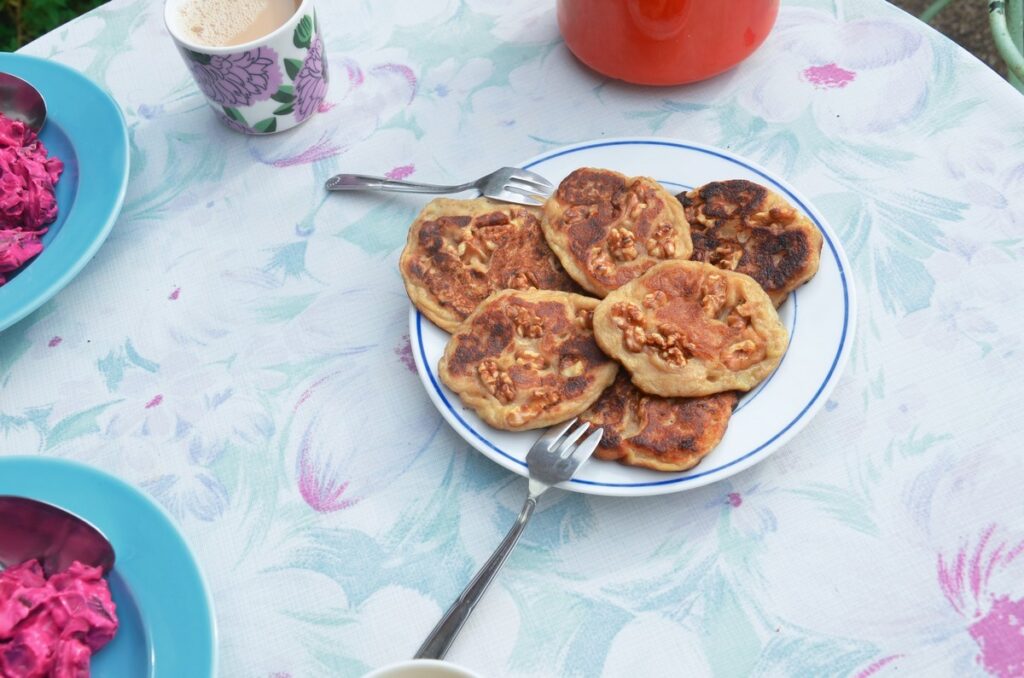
[324,173,476,194]
[414,495,538,660]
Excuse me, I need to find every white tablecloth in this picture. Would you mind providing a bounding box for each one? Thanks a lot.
[8,0,1024,675]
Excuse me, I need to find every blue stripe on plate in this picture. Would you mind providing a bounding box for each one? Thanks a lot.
[421,140,850,487]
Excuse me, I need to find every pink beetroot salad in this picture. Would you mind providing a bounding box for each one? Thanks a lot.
[0,112,64,286]
[0,560,118,678]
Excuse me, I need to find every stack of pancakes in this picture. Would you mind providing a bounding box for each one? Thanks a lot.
[400,168,822,472]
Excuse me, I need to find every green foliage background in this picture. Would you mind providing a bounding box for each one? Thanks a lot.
[1,0,106,51]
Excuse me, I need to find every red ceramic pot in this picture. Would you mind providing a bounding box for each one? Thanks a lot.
[557,0,780,85]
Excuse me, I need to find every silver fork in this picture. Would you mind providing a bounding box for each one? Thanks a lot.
[414,419,603,660]
[324,166,553,206]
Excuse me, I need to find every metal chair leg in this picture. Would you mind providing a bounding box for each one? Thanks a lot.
[920,0,959,23]
[989,0,1024,91]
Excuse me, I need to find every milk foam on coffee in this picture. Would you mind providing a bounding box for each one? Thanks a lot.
[178,0,300,47]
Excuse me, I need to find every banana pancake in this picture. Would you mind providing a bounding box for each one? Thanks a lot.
[593,260,788,397]
[580,373,738,472]
[439,289,618,431]
[400,198,579,332]
[541,167,692,297]
[678,180,823,307]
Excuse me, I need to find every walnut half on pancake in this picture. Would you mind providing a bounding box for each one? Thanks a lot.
[400,198,579,332]
[593,260,788,398]
[439,290,618,431]
[541,168,693,297]
[580,373,738,472]
[679,180,823,307]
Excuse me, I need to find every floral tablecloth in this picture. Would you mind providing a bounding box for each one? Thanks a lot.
[5,0,1024,676]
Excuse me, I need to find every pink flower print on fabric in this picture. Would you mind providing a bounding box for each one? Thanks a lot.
[294,35,329,122]
[386,164,415,180]
[854,655,904,677]
[394,334,416,373]
[185,46,283,107]
[737,9,933,134]
[938,525,1024,677]
[266,138,342,168]
[297,425,358,513]
[802,63,856,89]
[971,596,1024,677]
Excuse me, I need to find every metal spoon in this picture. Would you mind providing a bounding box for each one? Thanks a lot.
[0,72,47,131]
[0,496,115,576]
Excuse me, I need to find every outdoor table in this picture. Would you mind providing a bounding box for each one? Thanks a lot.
[5,0,1024,675]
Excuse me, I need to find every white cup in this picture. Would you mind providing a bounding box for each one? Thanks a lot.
[163,0,328,134]
[361,659,484,678]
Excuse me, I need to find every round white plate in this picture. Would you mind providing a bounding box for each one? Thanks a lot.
[411,137,856,497]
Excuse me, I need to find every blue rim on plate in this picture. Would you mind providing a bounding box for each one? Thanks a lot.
[413,137,856,496]
[0,53,129,331]
[0,456,217,677]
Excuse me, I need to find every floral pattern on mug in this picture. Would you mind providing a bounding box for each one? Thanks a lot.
[184,46,284,107]
[294,33,328,122]
[216,109,254,134]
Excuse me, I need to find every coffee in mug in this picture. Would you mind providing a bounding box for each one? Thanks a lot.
[177,0,301,47]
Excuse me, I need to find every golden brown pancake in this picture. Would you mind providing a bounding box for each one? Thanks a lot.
[541,168,692,297]
[400,198,580,332]
[580,373,738,472]
[439,289,618,431]
[593,260,788,397]
[678,180,823,307]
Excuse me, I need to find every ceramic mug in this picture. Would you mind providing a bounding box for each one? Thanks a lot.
[163,0,329,134]
[361,659,483,678]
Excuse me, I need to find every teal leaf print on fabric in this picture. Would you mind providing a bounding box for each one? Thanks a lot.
[504,581,631,677]
[880,428,953,468]
[624,100,711,134]
[994,238,1023,259]
[875,248,934,315]
[0,302,54,378]
[121,131,227,225]
[701,572,761,676]
[337,202,419,255]
[501,494,596,564]
[254,293,319,323]
[288,454,472,607]
[98,340,160,392]
[0,413,28,434]
[0,408,49,452]
[265,241,311,280]
[124,339,160,372]
[45,400,122,450]
[603,550,710,617]
[756,130,801,178]
[97,350,126,392]
[293,15,313,49]
[143,470,229,521]
[751,634,880,676]
[790,483,880,537]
